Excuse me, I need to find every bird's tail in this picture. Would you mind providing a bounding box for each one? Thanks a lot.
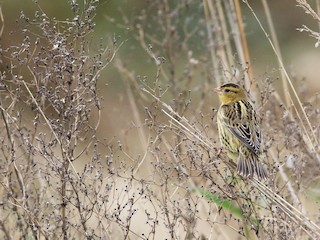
[237,153,268,180]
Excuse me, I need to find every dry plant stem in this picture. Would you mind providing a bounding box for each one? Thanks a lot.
[269,150,302,209]
[138,27,162,67]
[233,0,253,86]
[253,179,320,239]
[296,1,320,46]
[161,109,211,149]
[138,25,170,90]
[216,0,234,69]
[270,91,315,201]
[0,104,56,228]
[114,55,149,102]
[161,137,197,198]
[206,0,229,76]
[261,0,290,108]
[22,81,78,176]
[0,108,29,217]
[296,0,320,21]
[317,0,320,30]
[0,7,4,38]
[203,0,221,85]
[1,183,49,239]
[142,86,211,148]
[243,0,320,161]
[225,0,246,75]
[126,86,151,176]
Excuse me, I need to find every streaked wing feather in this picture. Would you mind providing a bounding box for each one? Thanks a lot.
[220,101,261,154]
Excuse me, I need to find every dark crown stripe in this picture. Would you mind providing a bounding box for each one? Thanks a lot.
[221,83,240,88]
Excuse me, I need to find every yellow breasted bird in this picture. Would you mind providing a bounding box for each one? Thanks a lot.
[214,83,267,180]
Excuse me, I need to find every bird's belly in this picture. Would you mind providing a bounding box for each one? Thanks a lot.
[218,124,240,157]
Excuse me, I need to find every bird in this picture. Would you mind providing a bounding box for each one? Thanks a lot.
[214,83,267,180]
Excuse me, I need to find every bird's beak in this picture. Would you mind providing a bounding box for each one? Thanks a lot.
[213,87,222,94]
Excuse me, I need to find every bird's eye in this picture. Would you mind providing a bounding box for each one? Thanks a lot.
[224,89,230,93]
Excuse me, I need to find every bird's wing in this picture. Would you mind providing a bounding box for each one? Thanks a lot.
[220,100,261,154]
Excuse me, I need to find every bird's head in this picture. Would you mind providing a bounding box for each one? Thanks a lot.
[214,83,247,104]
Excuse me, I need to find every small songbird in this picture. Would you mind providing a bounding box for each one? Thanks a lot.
[214,83,267,180]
